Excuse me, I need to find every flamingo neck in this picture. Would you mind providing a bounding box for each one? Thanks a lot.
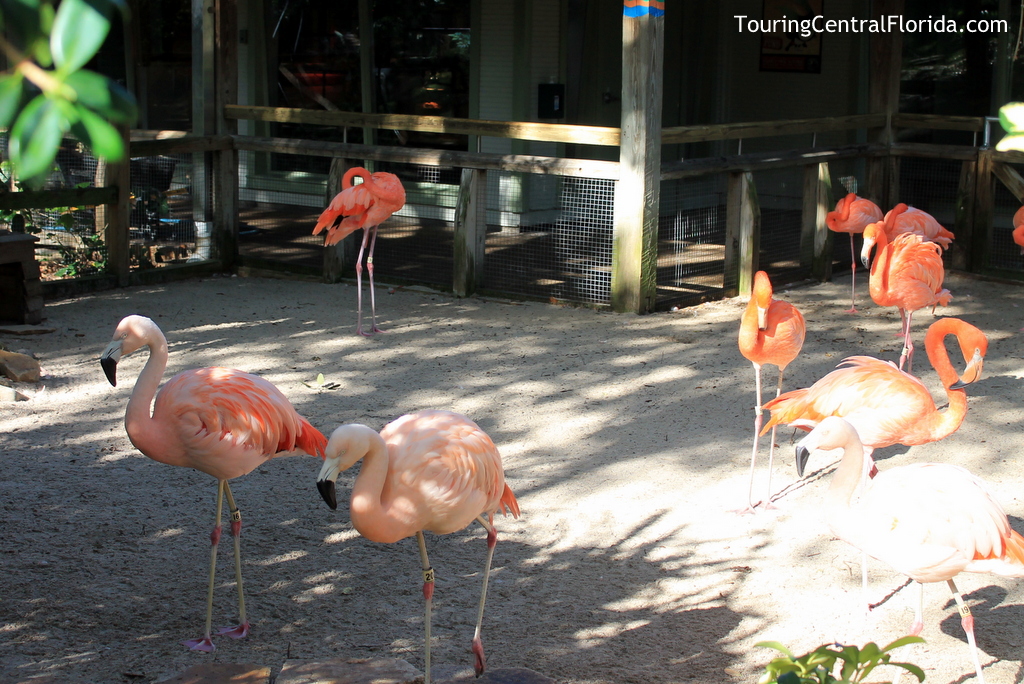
[124,326,169,457]
[908,319,971,442]
[868,231,891,303]
[348,434,412,543]
[342,167,371,190]
[738,298,762,355]
[824,433,870,545]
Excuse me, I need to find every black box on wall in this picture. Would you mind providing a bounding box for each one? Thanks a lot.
[538,83,565,119]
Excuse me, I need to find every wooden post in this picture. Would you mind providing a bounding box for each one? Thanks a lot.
[611,1,663,313]
[801,162,833,281]
[358,0,377,151]
[322,158,359,282]
[453,168,488,296]
[973,149,994,272]
[104,125,131,285]
[951,159,977,271]
[724,171,760,298]
[192,0,216,262]
[214,0,239,268]
[865,0,903,209]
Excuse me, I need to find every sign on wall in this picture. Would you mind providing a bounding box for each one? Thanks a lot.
[759,0,823,73]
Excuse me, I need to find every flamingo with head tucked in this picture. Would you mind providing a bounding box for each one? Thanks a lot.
[314,167,406,336]
[826,193,883,312]
[861,222,951,371]
[316,410,520,684]
[1012,205,1024,255]
[883,203,955,249]
[100,315,327,651]
[796,416,1024,684]
[737,271,805,511]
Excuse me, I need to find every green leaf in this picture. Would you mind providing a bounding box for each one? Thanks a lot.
[50,0,114,73]
[316,372,326,385]
[0,73,26,129]
[999,102,1024,135]
[882,636,925,652]
[756,641,796,658]
[69,105,123,159]
[9,94,67,182]
[64,69,137,123]
[888,661,926,682]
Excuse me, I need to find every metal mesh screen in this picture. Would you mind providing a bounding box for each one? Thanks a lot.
[754,167,807,285]
[989,161,1024,272]
[897,156,961,267]
[483,173,614,304]
[657,175,726,308]
[129,153,204,271]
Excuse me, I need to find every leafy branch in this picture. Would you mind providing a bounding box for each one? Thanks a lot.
[757,637,926,684]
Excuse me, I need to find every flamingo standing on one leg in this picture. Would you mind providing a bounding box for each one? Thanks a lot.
[795,417,1024,684]
[313,167,406,336]
[100,315,328,652]
[762,316,987,470]
[883,203,956,249]
[861,222,952,372]
[737,271,805,511]
[826,193,883,312]
[1012,206,1024,254]
[315,410,520,684]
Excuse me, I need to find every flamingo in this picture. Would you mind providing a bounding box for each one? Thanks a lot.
[100,315,328,652]
[315,410,520,684]
[313,167,406,336]
[883,203,955,249]
[1012,205,1024,254]
[795,417,1024,684]
[762,316,987,469]
[825,193,883,312]
[737,271,805,511]
[861,222,952,371]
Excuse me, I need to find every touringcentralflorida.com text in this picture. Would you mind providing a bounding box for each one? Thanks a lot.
[735,15,1009,39]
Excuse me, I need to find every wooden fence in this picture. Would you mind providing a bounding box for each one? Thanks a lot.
[6,110,1023,310]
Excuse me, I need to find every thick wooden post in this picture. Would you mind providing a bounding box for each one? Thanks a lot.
[191,0,216,261]
[453,168,488,296]
[801,162,833,281]
[972,149,994,271]
[213,0,238,267]
[724,171,760,298]
[865,0,903,209]
[611,1,663,313]
[951,159,977,271]
[104,125,131,285]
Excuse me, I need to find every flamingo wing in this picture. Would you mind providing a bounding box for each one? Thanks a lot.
[154,367,326,479]
[313,183,378,244]
[886,235,950,307]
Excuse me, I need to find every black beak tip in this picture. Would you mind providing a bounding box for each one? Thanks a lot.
[948,379,967,390]
[317,479,338,510]
[100,356,117,386]
[795,445,810,478]
[860,256,870,269]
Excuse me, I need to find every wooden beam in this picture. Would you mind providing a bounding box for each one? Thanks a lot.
[888,142,978,161]
[661,114,886,145]
[865,0,903,209]
[453,168,488,297]
[105,125,131,286]
[724,171,760,298]
[0,187,118,210]
[232,135,622,179]
[973,148,994,271]
[660,143,885,180]
[214,0,238,268]
[802,163,833,281]
[951,159,977,271]
[611,5,663,313]
[892,113,986,133]
[224,105,622,147]
[992,161,1024,203]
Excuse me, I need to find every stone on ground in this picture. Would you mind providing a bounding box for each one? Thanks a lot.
[0,350,40,382]
[276,658,421,684]
[154,663,271,684]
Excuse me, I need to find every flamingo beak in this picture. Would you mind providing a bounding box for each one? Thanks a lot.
[100,340,123,386]
[316,456,340,510]
[757,306,768,330]
[950,349,984,389]
[860,240,875,269]
[795,444,811,478]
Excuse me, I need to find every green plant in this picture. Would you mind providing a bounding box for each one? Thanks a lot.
[0,0,138,187]
[756,637,926,684]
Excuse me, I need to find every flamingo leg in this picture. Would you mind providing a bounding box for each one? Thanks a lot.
[909,580,924,636]
[947,578,986,684]
[472,515,498,677]
[899,309,915,372]
[215,482,250,640]
[762,370,785,509]
[847,233,858,313]
[365,224,384,335]
[354,227,373,336]
[858,446,876,614]
[743,364,764,513]
[182,480,225,652]
[416,531,434,684]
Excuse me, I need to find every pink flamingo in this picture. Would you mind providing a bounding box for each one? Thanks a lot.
[313,167,407,336]
[861,222,951,371]
[315,410,520,684]
[825,193,883,312]
[1012,205,1024,254]
[882,203,955,249]
[796,417,1024,684]
[762,317,987,469]
[100,315,328,652]
[737,271,805,511]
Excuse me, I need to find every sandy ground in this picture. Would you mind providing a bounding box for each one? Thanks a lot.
[1,271,1023,684]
